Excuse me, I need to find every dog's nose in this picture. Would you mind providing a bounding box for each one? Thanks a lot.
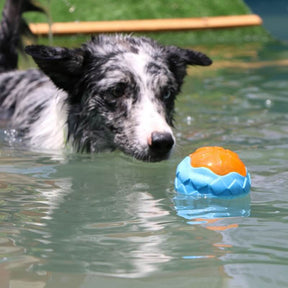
[148,132,175,154]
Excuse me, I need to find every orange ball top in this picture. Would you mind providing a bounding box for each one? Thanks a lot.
[189,146,247,177]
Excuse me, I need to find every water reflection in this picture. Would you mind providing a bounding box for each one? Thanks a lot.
[0,153,174,278]
[173,193,251,220]
[0,148,247,287]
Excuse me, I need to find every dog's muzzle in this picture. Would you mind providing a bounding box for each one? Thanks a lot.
[148,131,175,160]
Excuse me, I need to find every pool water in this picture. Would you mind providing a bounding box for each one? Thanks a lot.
[1,40,288,287]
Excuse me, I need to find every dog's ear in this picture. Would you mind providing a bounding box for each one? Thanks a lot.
[25,45,84,92]
[166,46,212,85]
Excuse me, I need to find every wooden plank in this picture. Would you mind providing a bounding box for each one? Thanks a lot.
[29,14,263,35]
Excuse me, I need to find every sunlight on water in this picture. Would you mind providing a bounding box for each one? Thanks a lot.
[0,42,288,287]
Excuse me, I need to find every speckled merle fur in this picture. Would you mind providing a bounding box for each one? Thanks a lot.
[0,0,212,161]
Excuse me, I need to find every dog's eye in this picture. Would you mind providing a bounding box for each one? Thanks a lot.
[163,90,171,100]
[109,83,127,98]
[162,88,173,101]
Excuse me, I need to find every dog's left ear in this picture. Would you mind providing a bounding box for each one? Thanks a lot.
[166,46,212,85]
[25,45,85,92]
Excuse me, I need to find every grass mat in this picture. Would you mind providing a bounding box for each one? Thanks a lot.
[0,0,271,46]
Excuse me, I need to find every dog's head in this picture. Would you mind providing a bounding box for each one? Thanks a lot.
[25,35,212,161]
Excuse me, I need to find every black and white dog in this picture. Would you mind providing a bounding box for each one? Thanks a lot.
[0,0,212,161]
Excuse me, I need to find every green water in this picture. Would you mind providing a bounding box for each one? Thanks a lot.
[1,41,288,287]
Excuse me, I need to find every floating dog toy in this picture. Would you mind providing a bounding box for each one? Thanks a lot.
[174,146,251,197]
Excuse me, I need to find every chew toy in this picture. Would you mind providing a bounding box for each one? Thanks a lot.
[174,146,251,197]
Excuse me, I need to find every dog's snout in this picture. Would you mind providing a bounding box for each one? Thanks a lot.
[148,131,174,154]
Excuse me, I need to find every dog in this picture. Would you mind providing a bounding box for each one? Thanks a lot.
[0,0,212,162]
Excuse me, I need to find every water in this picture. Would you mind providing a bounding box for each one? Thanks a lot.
[1,41,288,287]
[244,0,288,42]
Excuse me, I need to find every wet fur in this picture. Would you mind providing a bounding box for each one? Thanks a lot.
[0,0,212,161]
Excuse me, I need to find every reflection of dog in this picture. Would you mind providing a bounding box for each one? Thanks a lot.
[0,0,212,161]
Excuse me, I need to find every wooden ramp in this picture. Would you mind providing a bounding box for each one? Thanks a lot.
[29,14,262,35]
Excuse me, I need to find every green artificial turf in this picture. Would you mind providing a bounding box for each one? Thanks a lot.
[0,0,271,47]
[25,0,253,22]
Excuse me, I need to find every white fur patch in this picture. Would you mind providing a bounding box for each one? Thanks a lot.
[123,52,175,148]
[28,89,68,150]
